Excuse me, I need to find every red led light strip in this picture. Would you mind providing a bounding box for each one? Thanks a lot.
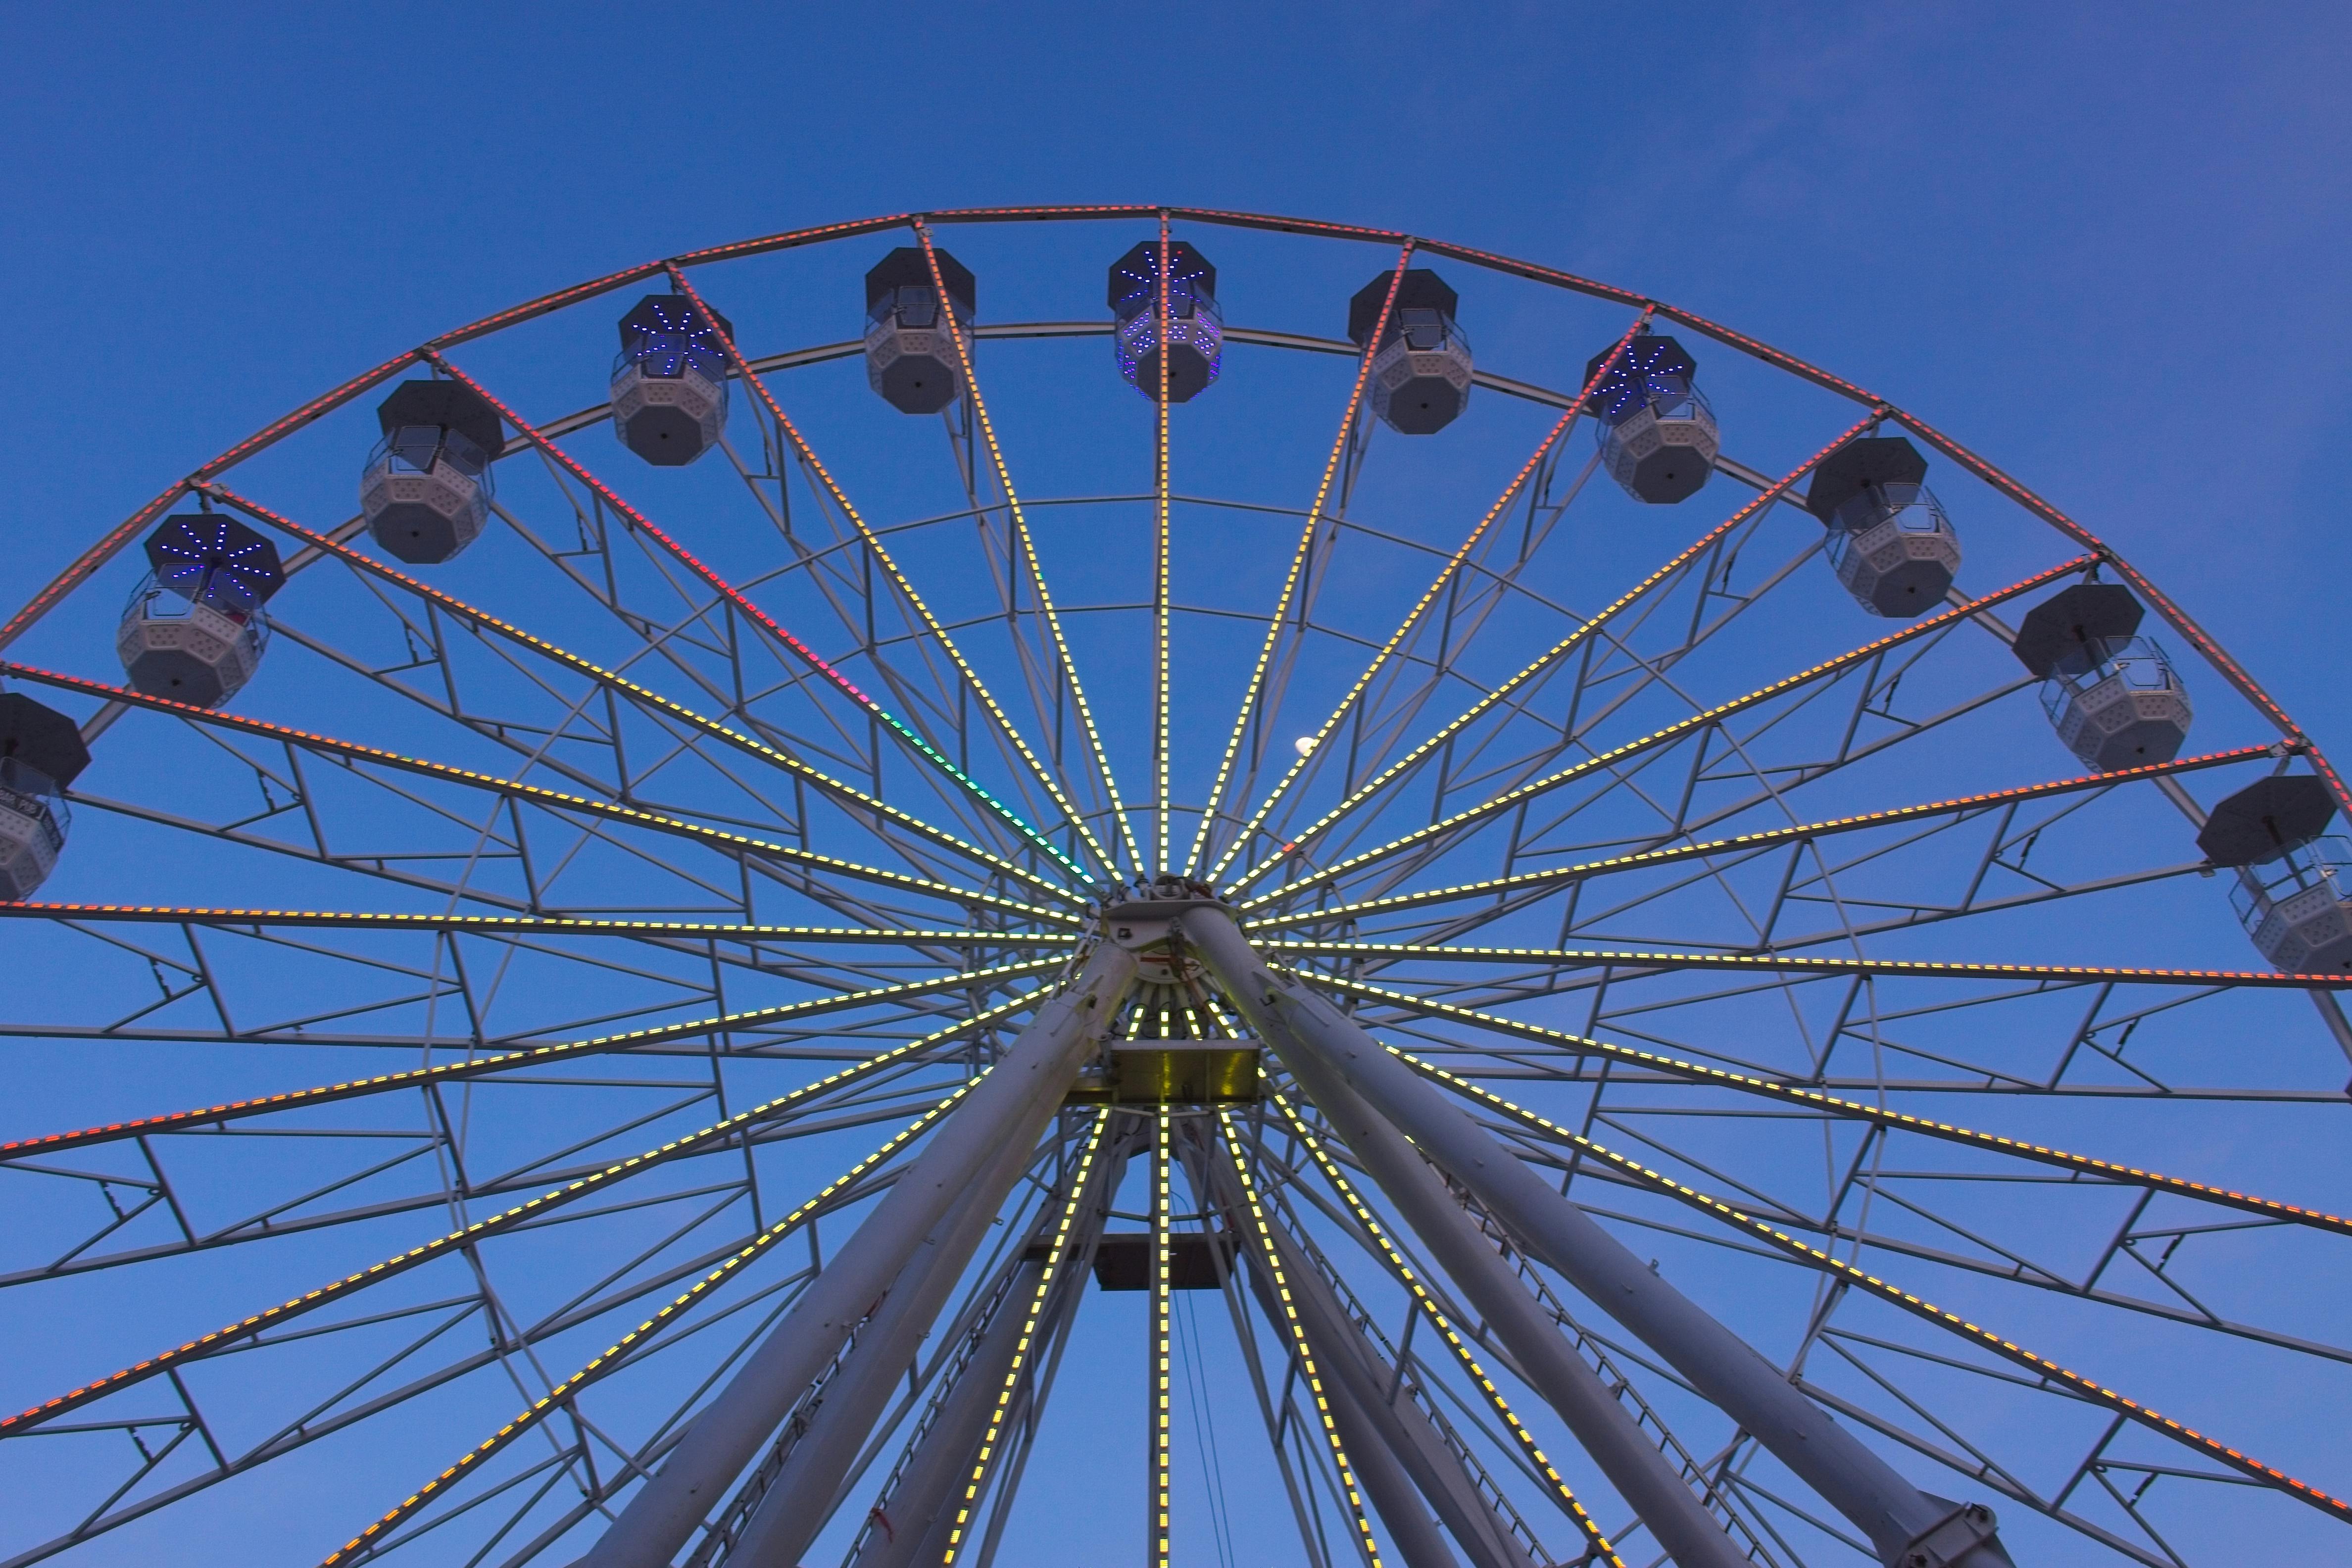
[0,662,1067,924]
[1392,1047,2352,1523]
[1205,307,1656,889]
[1241,554,2100,908]
[1241,744,2281,930]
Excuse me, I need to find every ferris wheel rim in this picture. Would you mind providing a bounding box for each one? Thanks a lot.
[3,201,2338,834]
[1,204,2348,1568]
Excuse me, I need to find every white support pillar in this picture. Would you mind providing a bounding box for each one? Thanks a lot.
[1243,1003,1745,1568]
[1182,905,2013,1568]
[579,942,1138,1568]
[1192,1132,1529,1568]
[728,1125,1050,1567]
[856,1132,1133,1568]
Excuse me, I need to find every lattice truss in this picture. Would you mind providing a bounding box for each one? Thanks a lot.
[0,208,2347,1568]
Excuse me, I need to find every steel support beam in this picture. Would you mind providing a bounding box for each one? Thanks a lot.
[1317,1349,1467,1568]
[728,1128,1049,1567]
[854,1258,1046,1568]
[1182,903,2013,1568]
[578,941,1138,1568]
[855,1127,1128,1568]
[1235,996,1741,1568]
[1196,1134,1531,1568]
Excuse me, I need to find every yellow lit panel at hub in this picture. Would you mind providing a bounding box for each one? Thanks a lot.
[1067,1045,1260,1105]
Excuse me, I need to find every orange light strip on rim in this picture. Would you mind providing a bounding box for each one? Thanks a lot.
[1222,411,1886,898]
[0,969,1051,1161]
[0,662,1071,926]
[1313,987,2352,1242]
[202,482,1079,903]
[1240,743,2282,931]
[1266,1087,1628,1568]
[1386,1051,2352,1524]
[1183,241,1415,879]
[1236,554,2097,910]
[317,1084,974,1567]
[1202,307,1656,890]
[655,265,1111,884]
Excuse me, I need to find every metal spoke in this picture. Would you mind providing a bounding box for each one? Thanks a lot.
[318,1089,972,1567]
[1187,241,1414,878]
[908,219,1140,877]
[1219,415,1882,897]
[1203,310,1650,889]
[659,264,1105,885]
[6,206,2344,1568]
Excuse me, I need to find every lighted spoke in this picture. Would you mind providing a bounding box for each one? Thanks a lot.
[1186,242,1414,878]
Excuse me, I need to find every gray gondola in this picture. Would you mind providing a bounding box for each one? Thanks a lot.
[2011,583,2193,771]
[2201,775,2352,973]
[1804,436,1962,618]
[360,380,504,564]
[117,513,286,707]
[611,295,733,464]
[1108,240,1222,403]
[864,248,972,415]
[0,692,89,901]
[1584,333,1718,504]
[1347,269,1472,435]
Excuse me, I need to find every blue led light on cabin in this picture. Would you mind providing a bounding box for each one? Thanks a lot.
[1107,241,1223,403]
[614,296,732,385]
[144,513,287,613]
[609,295,732,465]
[1585,336,1701,424]
[1583,332,1719,503]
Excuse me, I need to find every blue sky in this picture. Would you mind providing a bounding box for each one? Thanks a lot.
[4,1,2346,746]
[3,5,2351,1567]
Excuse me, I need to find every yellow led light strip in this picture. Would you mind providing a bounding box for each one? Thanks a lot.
[1387,1048,2352,1522]
[1223,412,1884,898]
[1330,993,2352,1241]
[1152,1106,1174,1568]
[1,962,1049,1160]
[202,482,1080,905]
[1235,554,2095,910]
[941,1107,1114,1565]
[1240,744,2281,931]
[908,220,1143,878]
[0,662,1072,927]
[657,265,1111,886]
[1216,1106,1387,1568]
[1266,1088,1627,1568]
[420,351,1090,893]
[0,902,1079,947]
[317,1085,975,1567]
[1271,940,2346,991]
[1185,242,1415,879]
[6,993,1031,1435]
[1154,211,1174,879]
[1201,310,1656,890]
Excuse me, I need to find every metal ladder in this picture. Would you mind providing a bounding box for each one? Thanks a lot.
[686,1322,873,1568]
[1448,1178,1776,1565]
[1274,1184,1562,1568]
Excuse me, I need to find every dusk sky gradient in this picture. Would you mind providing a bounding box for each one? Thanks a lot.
[2,6,2349,1567]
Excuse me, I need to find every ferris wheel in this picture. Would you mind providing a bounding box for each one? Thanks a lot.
[3,204,2351,1568]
